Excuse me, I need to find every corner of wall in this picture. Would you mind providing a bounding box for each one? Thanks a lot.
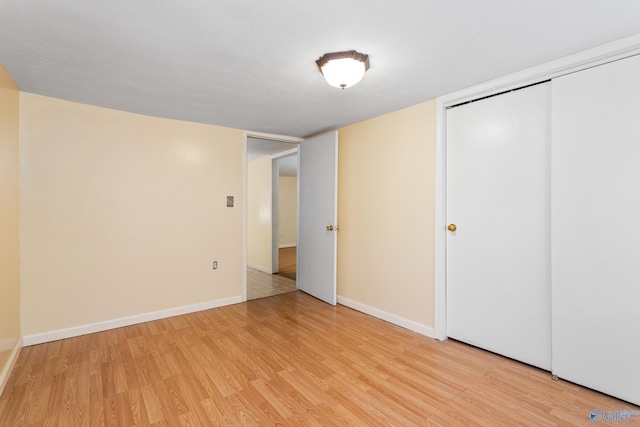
[0,61,22,398]
[0,338,22,398]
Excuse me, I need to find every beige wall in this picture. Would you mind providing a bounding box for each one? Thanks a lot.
[337,101,436,327]
[20,93,244,336]
[247,156,272,271]
[0,63,21,381]
[278,175,297,247]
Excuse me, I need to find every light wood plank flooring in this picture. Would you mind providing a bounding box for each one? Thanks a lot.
[277,247,296,281]
[1,292,637,426]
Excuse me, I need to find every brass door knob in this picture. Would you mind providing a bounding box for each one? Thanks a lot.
[326,225,334,231]
[447,223,457,232]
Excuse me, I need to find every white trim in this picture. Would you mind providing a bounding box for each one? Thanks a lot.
[278,243,296,249]
[22,296,242,346]
[433,97,448,341]
[244,131,304,144]
[434,33,640,343]
[271,158,280,274]
[0,338,22,397]
[242,133,248,302]
[296,147,301,288]
[272,147,298,159]
[337,296,434,338]
[247,263,272,274]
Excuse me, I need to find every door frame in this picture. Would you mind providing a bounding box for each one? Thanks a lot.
[271,147,299,274]
[433,34,640,340]
[243,131,303,302]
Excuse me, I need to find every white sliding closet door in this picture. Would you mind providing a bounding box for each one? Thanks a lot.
[552,55,640,406]
[446,83,551,370]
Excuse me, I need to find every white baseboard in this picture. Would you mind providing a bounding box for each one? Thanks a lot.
[22,295,243,346]
[278,244,296,249]
[247,263,272,274]
[337,296,434,338]
[0,338,22,398]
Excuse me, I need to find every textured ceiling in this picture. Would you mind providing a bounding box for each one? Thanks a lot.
[1,1,640,138]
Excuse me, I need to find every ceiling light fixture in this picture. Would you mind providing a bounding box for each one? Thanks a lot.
[316,50,370,89]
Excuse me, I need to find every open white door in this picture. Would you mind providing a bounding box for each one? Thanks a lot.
[297,131,338,305]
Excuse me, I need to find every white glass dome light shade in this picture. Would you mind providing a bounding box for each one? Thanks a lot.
[321,58,366,89]
[316,51,370,89]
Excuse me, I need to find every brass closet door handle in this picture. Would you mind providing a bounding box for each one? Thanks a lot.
[326,225,334,231]
[447,224,457,232]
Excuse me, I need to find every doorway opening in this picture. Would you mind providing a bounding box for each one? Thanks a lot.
[245,133,301,300]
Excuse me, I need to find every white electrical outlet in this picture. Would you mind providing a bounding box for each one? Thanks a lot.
[213,261,218,269]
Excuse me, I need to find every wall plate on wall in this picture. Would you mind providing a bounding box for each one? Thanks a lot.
[226,196,234,207]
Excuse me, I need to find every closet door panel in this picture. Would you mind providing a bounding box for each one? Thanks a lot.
[552,54,640,405]
[446,83,551,370]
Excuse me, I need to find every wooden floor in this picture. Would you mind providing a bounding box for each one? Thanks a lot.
[1,292,638,426]
[277,247,296,280]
